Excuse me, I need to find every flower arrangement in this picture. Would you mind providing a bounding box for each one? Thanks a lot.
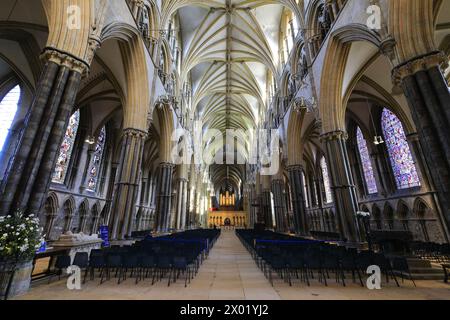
[0,210,44,263]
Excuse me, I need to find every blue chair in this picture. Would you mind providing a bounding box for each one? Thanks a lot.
[101,254,123,284]
[49,255,71,283]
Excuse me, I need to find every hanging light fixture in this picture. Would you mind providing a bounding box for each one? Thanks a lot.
[85,135,96,145]
[367,97,384,146]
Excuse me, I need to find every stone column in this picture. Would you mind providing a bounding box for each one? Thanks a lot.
[272,179,288,233]
[259,185,270,229]
[64,215,74,233]
[370,151,389,197]
[393,52,450,230]
[79,147,95,193]
[288,165,309,236]
[173,179,182,230]
[173,175,188,230]
[91,215,100,235]
[322,131,360,242]
[180,179,188,230]
[110,128,147,240]
[79,213,89,234]
[185,186,192,228]
[0,50,87,216]
[154,163,175,232]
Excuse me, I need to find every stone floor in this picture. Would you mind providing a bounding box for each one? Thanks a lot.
[15,230,450,300]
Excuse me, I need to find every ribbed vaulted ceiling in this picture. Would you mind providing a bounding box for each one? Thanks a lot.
[165,0,300,189]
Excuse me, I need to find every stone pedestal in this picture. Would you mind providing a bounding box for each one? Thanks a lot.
[0,260,33,299]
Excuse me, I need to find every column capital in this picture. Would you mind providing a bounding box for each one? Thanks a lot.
[133,0,145,8]
[41,48,90,75]
[320,130,348,142]
[287,164,304,172]
[159,162,175,169]
[392,51,448,86]
[123,127,148,139]
[271,179,283,184]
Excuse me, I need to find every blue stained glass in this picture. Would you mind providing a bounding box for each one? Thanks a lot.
[381,108,421,189]
[53,110,80,184]
[356,127,378,194]
[86,127,106,192]
[320,157,333,204]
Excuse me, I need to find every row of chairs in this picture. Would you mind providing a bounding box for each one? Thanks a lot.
[410,241,450,263]
[236,230,416,288]
[50,229,221,287]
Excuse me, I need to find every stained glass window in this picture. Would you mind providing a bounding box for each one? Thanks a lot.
[0,85,21,152]
[53,110,80,184]
[381,108,421,189]
[356,127,378,194]
[320,156,333,204]
[86,127,106,192]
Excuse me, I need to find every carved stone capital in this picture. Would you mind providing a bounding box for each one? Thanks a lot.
[159,162,176,170]
[392,51,448,86]
[41,48,89,75]
[320,130,348,142]
[122,127,149,140]
[287,165,304,173]
[85,35,101,66]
